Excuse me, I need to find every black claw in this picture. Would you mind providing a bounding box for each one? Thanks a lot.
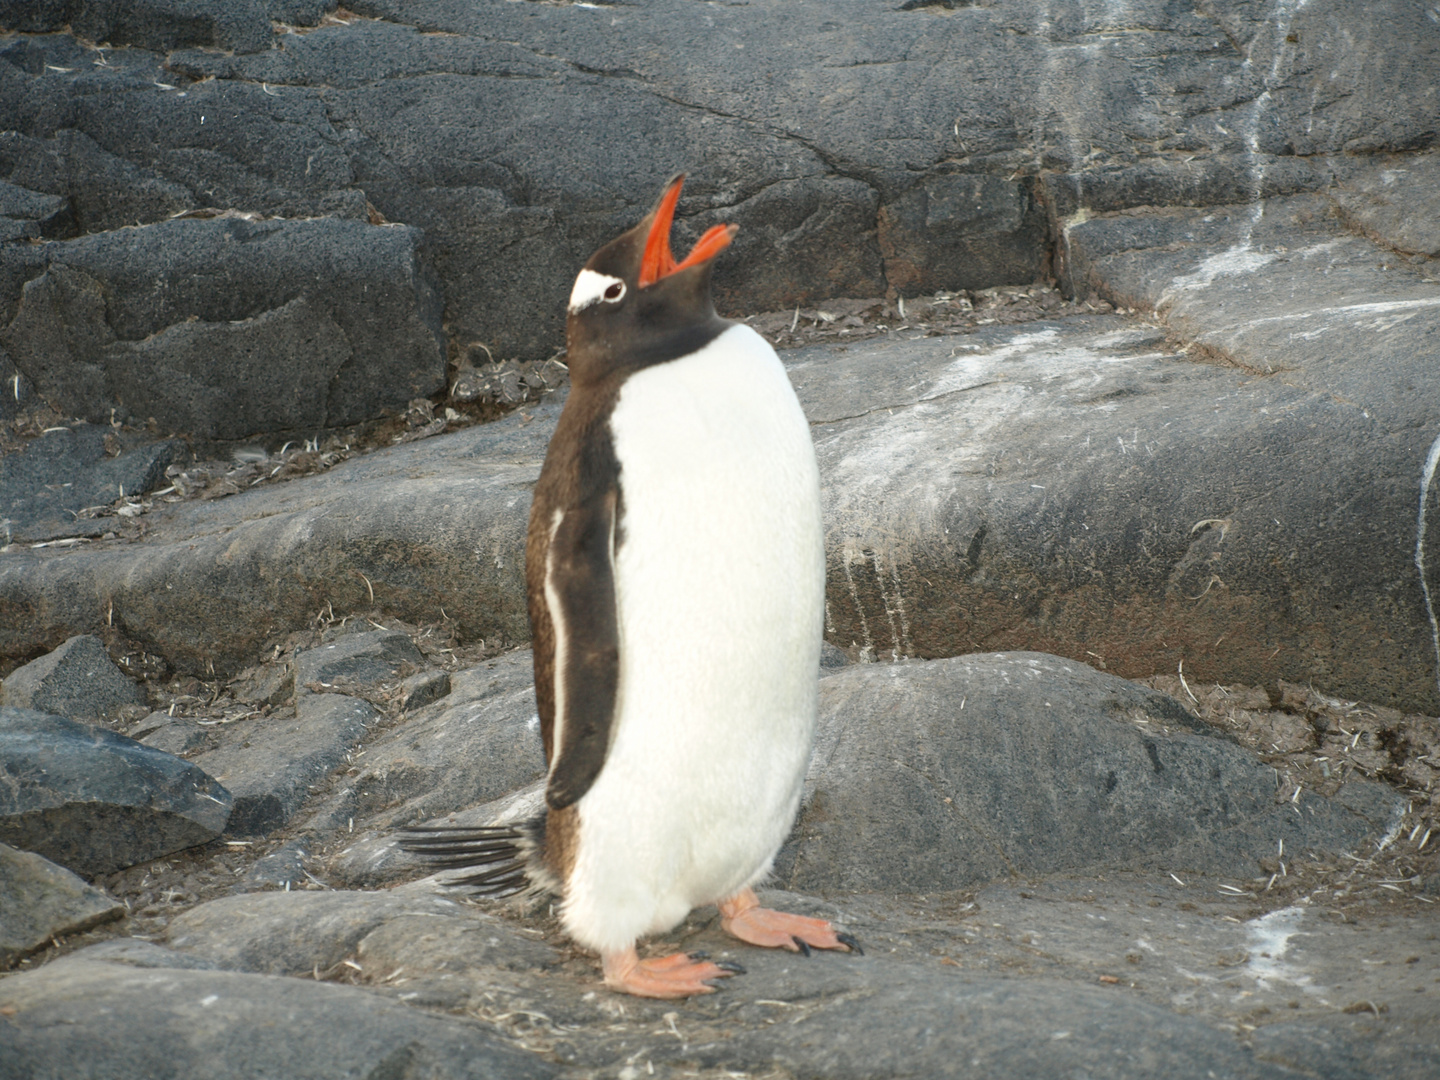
[792,935,812,957]
[714,959,747,974]
[836,932,864,956]
[687,951,710,961]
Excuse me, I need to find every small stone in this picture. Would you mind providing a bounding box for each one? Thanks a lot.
[294,630,424,698]
[0,843,124,968]
[228,663,294,707]
[1,635,145,722]
[396,668,450,712]
[139,717,215,756]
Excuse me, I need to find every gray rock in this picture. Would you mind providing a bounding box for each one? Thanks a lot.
[0,1,1435,720]
[776,654,1403,893]
[137,716,215,757]
[0,217,445,441]
[304,649,543,836]
[0,399,551,677]
[2,0,333,54]
[0,178,71,239]
[4,0,1433,365]
[0,634,143,722]
[227,661,295,707]
[66,937,219,970]
[819,640,852,670]
[0,423,184,543]
[139,874,1438,1079]
[163,888,553,976]
[0,842,124,968]
[8,849,1431,1079]
[1328,152,1440,259]
[0,706,232,875]
[0,129,193,236]
[397,668,450,712]
[793,293,1438,712]
[294,628,425,698]
[192,692,381,837]
[233,838,312,893]
[1056,192,1440,710]
[0,955,557,1080]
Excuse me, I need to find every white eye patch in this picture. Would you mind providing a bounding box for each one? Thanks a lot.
[568,269,626,313]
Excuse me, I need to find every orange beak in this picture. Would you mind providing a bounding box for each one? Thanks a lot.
[638,174,738,288]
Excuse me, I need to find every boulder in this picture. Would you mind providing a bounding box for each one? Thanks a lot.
[0,954,556,1080]
[778,654,1403,893]
[3,0,1432,364]
[192,692,381,837]
[0,634,144,721]
[0,842,124,968]
[0,707,232,875]
[0,217,445,442]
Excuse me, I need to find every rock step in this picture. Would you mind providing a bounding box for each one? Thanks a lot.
[0,707,232,876]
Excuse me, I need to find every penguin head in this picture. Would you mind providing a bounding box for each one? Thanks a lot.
[564,174,736,385]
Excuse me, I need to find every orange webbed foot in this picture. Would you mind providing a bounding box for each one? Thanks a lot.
[718,888,863,956]
[601,946,745,999]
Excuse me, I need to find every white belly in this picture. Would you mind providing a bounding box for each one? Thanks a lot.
[562,324,824,954]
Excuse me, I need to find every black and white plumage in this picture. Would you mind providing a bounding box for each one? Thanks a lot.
[402,175,856,997]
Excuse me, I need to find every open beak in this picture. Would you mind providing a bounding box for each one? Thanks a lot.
[638,174,738,288]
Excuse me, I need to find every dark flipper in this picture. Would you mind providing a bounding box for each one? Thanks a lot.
[541,490,622,810]
[397,816,552,896]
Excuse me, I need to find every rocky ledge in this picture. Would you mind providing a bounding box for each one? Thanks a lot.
[2,0,1439,1076]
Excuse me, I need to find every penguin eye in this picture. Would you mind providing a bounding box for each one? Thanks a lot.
[568,269,627,313]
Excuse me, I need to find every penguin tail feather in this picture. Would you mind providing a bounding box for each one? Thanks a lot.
[397,815,556,898]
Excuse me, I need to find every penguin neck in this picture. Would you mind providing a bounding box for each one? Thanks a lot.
[566,315,733,390]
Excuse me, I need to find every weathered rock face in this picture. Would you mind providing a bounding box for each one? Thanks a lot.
[2,0,1434,383]
[779,653,1401,893]
[0,0,1436,716]
[0,217,445,442]
[0,401,551,676]
[4,877,1434,1080]
[792,300,1440,711]
[0,954,557,1080]
[0,707,232,875]
[162,888,552,976]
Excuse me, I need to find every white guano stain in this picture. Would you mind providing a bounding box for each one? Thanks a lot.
[1242,906,1318,994]
[1417,428,1440,698]
[817,323,1170,663]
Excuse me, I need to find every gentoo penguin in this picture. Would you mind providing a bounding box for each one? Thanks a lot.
[403,174,858,998]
